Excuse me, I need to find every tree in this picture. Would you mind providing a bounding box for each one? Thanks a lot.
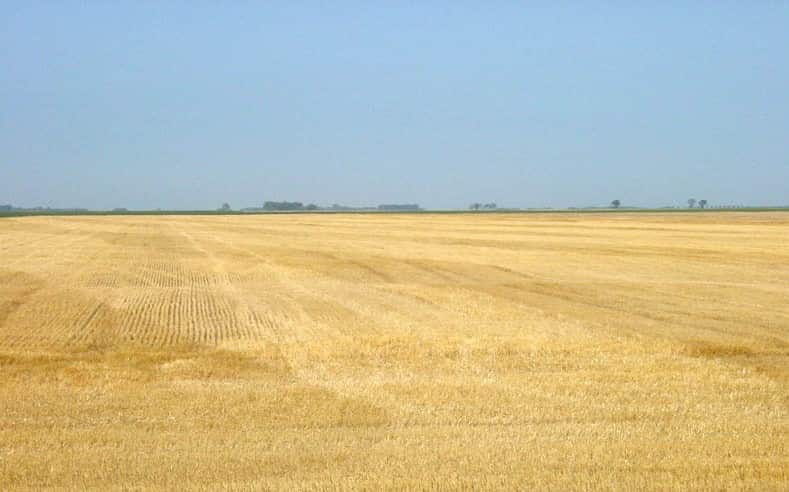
[483,203,497,209]
[305,203,318,210]
[219,203,231,212]
[698,199,707,209]
[611,199,621,209]
[263,201,303,211]
[469,203,481,211]
[687,198,696,209]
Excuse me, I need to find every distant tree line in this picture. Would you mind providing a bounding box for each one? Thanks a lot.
[469,203,497,210]
[237,202,420,212]
[329,204,376,211]
[261,201,318,211]
[0,204,88,212]
[687,198,708,209]
[378,204,421,211]
[608,199,710,209]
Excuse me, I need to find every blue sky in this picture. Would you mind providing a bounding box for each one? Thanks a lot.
[2,2,788,209]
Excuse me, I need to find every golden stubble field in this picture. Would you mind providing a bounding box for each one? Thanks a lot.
[0,212,787,490]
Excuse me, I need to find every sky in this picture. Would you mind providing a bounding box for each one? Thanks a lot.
[2,2,788,210]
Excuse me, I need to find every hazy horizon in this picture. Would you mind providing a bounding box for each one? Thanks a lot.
[3,3,788,210]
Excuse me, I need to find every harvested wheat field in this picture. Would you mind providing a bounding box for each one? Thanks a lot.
[0,212,788,490]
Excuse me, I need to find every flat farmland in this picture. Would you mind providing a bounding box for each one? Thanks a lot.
[1,212,788,489]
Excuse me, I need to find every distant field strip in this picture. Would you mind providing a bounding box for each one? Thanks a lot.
[0,213,787,489]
